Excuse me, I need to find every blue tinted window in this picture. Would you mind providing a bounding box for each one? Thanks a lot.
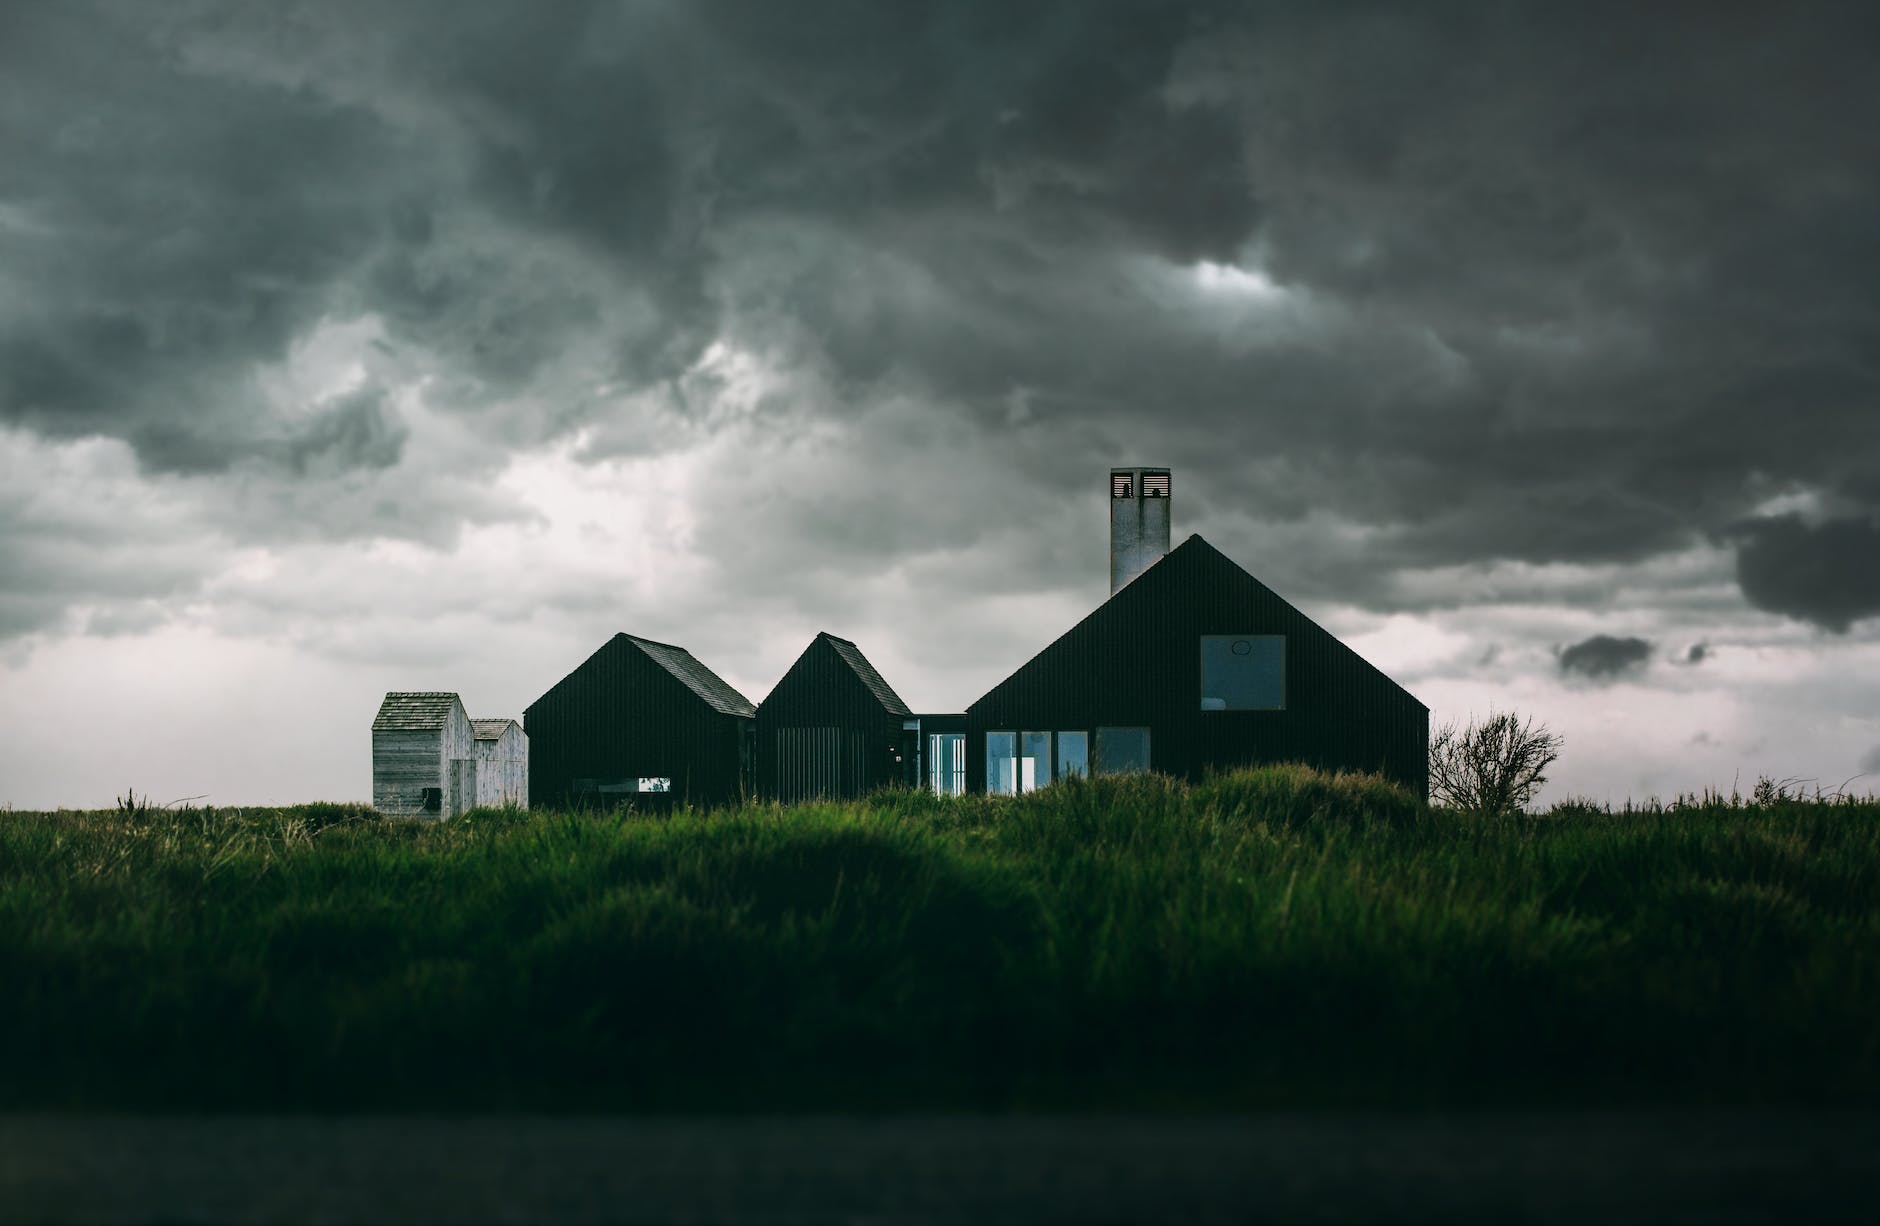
[1020,732,1052,792]
[1200,635,1285,710]
[986,732,1017,795]
[1096,727,1150,774]
[1057,731,1088,778]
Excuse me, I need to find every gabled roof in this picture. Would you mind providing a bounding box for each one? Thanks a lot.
[372,692,465,731]
[820,633,912,717]
[471,718,519,741]
[969,534,1426,714]
[625,635,758,718]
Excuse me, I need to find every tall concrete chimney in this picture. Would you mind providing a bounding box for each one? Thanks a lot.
[1109,466,1171,596]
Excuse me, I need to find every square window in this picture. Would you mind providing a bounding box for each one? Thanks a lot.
[1200,635,1285,710]
[1095,727,1150,774]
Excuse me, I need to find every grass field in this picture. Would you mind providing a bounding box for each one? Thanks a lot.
[2,766,1877,1112]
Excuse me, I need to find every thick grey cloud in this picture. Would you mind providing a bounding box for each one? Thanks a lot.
[3,0,1880,645]
[1729,514,1880,633]
[1559,635,1653,680]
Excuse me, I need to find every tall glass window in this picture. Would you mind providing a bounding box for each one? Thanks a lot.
[986,732,1017,795]
[1057,731,1088,778]
[928,733,965,797]
[1019,732,1052,793]
[1095,727,1150,775]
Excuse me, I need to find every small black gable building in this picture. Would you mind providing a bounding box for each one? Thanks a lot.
[758,632,914,802]
[963,469,1428,798]
[525,633,757,808]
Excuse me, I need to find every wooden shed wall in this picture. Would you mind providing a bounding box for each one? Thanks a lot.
[441,704,476,818]
[373,728,443,815]
[526,637,752,809]
[756,638,907,802]
[966,537,1429,798]
[474,725,529,809]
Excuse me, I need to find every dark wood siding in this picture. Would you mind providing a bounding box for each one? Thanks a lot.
[967,536,1429,798]
[525,636,753,810]
[757,636,908,802]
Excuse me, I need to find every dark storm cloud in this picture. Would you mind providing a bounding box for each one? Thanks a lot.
[4,1,1880,633]
[1728,514,1880,633]
[1558,635,1653,680]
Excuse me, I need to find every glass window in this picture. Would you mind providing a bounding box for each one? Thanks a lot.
[1019,732,1051,793]
[928,733,965,797]
[1057,731,1088,778]
[1199,635,1285,710]
[986,732,1017,795]
[1095,727,1150,774]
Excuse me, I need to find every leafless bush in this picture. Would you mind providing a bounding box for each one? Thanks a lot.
[1429,711,1563,817]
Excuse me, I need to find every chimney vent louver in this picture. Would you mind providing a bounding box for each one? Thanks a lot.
[1109,466,1171,595]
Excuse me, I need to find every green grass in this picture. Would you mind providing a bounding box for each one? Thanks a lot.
[2,766,1877,1112]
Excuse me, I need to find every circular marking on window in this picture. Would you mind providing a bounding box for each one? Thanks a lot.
[1231,639,1253,655]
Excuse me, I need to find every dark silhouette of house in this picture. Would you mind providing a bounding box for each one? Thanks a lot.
[509,467,1427,809]
[963,532,1428,797]
[524,634,756,808]
[757,632,914,802]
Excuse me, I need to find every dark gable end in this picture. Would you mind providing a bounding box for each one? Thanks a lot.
[628,637,759,719]
[967,535,1428,796]
[757,633,914,800]
[822,635,912,717]
[524,633,756,808]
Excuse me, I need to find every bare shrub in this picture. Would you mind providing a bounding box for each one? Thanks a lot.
[1429,711,1563,817]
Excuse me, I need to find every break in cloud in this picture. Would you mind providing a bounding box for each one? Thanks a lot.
[2,1,1878,806]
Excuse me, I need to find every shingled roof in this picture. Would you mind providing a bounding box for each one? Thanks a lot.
[372,692,464,731]
[471,718,519,741]
[821,633,912,717]
[626,635,758,718]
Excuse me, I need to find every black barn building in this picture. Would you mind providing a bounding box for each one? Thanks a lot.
[525,633,756,809]
[758,632,915,802]
[963,470,1428,798]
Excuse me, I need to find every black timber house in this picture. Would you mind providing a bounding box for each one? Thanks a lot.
[510,467,1427,808]
[757,632,916,802]
[525,634,757,808]
[965,530,1428,797]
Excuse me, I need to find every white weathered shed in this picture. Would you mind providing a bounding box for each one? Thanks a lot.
[471,718,528,809]
[371,692,476,818]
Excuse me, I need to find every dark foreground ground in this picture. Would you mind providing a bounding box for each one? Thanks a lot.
[5,1113,1878,1226]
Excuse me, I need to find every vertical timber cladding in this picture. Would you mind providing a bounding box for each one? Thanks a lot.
[471,719,529,808]
[757,633,914,802]
[524,634,757,810]
[966,535,1429,798]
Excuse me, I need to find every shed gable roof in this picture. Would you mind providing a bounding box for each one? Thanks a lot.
[820,633,912,716]
[625,635,758,718]
[471,718,519,741]
[372,692,465,731]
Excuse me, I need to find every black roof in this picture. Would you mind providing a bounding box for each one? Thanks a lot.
[969,534,1427,714]
[818,632,912,716]
[623,635,758,718]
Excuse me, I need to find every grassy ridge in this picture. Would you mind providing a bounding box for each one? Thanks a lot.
[2,766,1877,1111]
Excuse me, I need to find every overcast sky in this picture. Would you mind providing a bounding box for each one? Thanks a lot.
[4,1,1878,809]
